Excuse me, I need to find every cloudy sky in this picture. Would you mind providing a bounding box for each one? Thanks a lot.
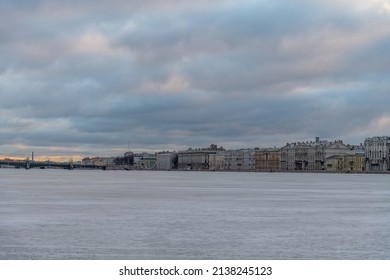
[1,0,390,160]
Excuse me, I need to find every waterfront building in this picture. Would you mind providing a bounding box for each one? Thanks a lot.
[343,154,365,171]
[281,137,356,171]
[131,153,156,169]
[209,152,226,171]
[364,136,390,171]
[326,152,365,172]
[324,140,355,159]
[281,138,328,171]
[138,155,157,169]
[255,148,280,171]
[325,155,344,171]
[156,152,178,170]
[224,149,255,171]
[132,154,143,166]
[81,157,116,166]
[178,145,225,170]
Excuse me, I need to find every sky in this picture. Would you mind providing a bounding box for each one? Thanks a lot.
[1,0,390,160]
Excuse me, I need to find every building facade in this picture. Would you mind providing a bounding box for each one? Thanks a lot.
[178,145,224,170]
[325,155,344,171]
[81,157,116,166]
[132,153,156,169]
[281,138,355,171]
[255,148,280,171]
[156,152,178,170]
[281,138,328,171]
[208,152,226,171]
[224,150,255,171]
[138,156,157,169]
[364,136,390,171]
[325,140,355,159]
[343,154,365,171]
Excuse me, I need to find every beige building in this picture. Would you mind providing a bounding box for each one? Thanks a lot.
[343,154,365,171]
[325,155,344,171]
[326,154,365,172]
[209,152,226,171]
[255,148,280,171]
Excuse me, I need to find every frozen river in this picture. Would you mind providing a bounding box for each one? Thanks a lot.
[1,169,389,259]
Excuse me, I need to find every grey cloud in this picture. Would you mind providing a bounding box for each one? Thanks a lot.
[1,0,390,157]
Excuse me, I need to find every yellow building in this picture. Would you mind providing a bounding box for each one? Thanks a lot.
[326,154,365,172]
[343,154,365,171]
[325,155,344,171]
[255,149,280,171]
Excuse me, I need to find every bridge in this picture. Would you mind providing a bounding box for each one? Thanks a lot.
[0,159,106,170]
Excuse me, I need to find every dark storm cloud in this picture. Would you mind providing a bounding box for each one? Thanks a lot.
[1,0,390,157]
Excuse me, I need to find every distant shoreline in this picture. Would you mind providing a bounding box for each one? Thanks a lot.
[1,165,389,174]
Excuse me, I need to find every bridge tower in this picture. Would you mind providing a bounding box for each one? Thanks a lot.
[68,158,74,170]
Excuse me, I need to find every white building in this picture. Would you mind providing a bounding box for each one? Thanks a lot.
[281,138,354,171]
[224,149,255,171]
[325,140,355,159]
[156,152,178,170]
[178,145,224,170]
[281,138,328,171]
[81,157,116,166]
[364,136,390,171]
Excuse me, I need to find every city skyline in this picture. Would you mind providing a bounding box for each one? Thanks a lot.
[1,0,390,160]
[0,134,383,163]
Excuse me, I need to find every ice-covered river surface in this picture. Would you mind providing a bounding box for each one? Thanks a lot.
[1,169,389,259]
